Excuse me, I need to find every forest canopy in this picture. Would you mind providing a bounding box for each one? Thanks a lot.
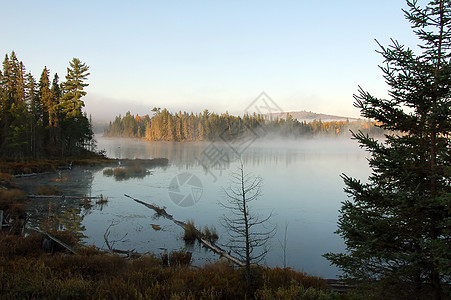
[104,108,383,141]
[0,51,93,160]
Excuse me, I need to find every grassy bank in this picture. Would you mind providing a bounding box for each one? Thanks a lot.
[0,154,169,176]
[0,151,111,175]
[0,232,344,299]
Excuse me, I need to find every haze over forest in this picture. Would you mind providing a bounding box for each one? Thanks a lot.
[103,108,376,141]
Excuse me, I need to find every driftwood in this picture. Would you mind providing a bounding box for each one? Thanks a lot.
[29,227,77,254]
[27,195,103,200]
[101,220,144,258]
[14,172,54,178]
[124,194,245,267]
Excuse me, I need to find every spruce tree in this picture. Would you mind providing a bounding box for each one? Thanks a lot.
[39,67,52,127]
[324,1,451,299]
[25,72,39,157]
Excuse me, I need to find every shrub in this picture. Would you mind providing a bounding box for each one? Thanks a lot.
[0,233,44,258]
[202,225,219,243]
[111,166,147,180]
[0,189,26,202]
[113,168,127,178]
[183,220,200,243]
[102,168,113,176]
[0,172,14,188]
[0,231,339,299]
[261,267,328,291]
[169,250,192,266]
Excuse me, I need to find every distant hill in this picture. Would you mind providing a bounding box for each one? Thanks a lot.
[267,111,360,123]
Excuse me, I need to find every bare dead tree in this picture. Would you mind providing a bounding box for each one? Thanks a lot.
[278,221,288,268]
[103,220,128,252]
[220,162,276,285]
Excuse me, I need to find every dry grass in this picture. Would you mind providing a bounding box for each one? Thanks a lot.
[102,168,114,176]
[104,166,149,180]
[113,165,147,178]
[0,233,339,299]
[0,172,14,188]
[36,185,63,195]
[0,189,26,202]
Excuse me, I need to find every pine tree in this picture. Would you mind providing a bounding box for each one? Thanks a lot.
[0,52,28,158]
[59,58,90,118]
[58,58,92,155]
[324,1,451,299]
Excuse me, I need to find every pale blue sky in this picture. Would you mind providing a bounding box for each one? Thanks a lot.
[2,1,420,121]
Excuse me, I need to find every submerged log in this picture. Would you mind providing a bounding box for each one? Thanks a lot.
[124,194,245,267]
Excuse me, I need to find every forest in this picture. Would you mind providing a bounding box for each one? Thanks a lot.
[104,108,383,141]
[0,51,93,160]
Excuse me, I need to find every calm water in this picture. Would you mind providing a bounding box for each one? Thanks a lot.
[18,136,370,279]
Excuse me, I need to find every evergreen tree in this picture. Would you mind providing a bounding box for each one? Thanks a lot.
[324,1,451,299]
[39,67,52,127]
[59,58,90,118]
[49,73,62,147]
[166,114,175,141]
[0,52,28,158]
[58,58,92,155]
[0,52,93,158]
[25,72,39,157]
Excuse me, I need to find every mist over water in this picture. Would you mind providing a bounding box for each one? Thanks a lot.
[19,136,371,279]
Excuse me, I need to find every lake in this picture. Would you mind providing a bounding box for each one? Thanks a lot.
[17,136,370,279]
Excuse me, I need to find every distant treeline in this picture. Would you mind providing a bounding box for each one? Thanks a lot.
[104,108,383,141]
[0,51,93,160]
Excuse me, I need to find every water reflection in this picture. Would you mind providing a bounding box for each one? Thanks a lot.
[16,136,370,279]
[92,136,370,279]
[98,137,364,171]
[17,167,100,237]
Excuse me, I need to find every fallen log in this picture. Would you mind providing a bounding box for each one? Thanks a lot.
[124,194,173,219]
[27,195,102,200]
[28,227,77,254]
[14,173,39,178]
[124,194,245,267]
